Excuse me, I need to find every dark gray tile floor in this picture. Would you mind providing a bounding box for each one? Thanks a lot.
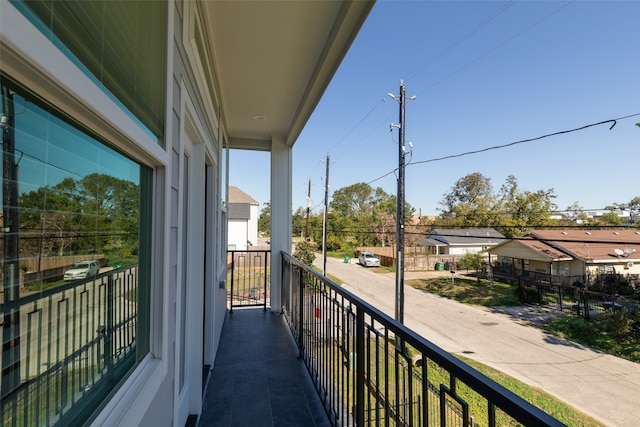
[198,309,331,427]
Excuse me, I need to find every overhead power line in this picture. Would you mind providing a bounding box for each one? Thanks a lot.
[367,113,640,185]
[405,1,518,83]
[414,1,575,97]
[325,1,574,163]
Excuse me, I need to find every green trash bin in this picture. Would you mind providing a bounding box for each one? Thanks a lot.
[435,262,444,271]
[343,256,351,264]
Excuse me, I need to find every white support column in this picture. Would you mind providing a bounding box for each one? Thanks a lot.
[270,137,292,312]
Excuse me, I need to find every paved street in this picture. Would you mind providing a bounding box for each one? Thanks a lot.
[315,256,640,427]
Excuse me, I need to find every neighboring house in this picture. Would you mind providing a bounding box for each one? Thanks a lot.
[0,2,374,426]
[416,228,506,255]
[228,186,259,250]
[489,229,640,285]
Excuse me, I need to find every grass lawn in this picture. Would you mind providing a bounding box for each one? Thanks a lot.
[457,355,607,427]
[311,265,343,285]
[407,276,521,307]
[545,313,640,363]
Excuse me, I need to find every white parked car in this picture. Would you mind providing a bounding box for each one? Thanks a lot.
[358,252,380,268]
[64,260,100,281]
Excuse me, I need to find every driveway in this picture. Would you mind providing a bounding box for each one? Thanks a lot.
[314,256,640,427]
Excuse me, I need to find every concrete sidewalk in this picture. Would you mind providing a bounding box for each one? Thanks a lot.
[319,256,640,427]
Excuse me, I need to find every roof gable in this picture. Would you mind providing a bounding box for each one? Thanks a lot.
[229,186,259,205]
[489,237,573,262]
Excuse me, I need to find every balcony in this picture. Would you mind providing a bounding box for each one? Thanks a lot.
[201,250,564,426]
[199,308,330,426]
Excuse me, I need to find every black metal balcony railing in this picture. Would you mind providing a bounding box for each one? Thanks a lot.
[281,252,565,427]
[1,265,138,427]
[227,250,269,312]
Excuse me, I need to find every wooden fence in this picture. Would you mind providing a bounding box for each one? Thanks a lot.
[355,247,463,271]
[19,255,106,284]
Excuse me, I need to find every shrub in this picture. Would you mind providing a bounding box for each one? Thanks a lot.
[293,240,317,267]
[591,273,635,296]
[458,252,485,271]
[597,309,635,342]
[516,285,540,304]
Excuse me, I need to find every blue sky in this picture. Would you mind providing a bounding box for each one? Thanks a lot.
[230,0,639,217]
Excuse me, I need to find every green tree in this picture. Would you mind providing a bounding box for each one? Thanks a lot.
[307,210,324,243]
[437,172,496,228]
[496,175,557,237]
[373,206,395,247]
[20,173,139,260]
[75,173,139,258]
[435,173,561,236]
[607,196,640,225]
[599,211,627,226]
[457,252,486,282]
[371,195,415,247]
[326,209,356,251]
[330,182,392,246]
[19,180,83,256]
[292,207,307,238]
[565,201,587,224]
[629,196,640,224]
[258,202,270,236]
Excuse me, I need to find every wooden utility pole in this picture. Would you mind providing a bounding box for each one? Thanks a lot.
[389,80,415,324]
[304,179,311,239]
[322,153,330,277]
[395,82,406,324]
[2,85,21,393]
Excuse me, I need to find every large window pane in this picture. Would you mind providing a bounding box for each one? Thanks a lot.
[1,79,149,426]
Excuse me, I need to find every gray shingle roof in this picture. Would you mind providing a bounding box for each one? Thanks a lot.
[426,228,506,245]
[229,186,258,204]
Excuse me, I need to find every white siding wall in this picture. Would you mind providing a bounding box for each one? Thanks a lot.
[227,204,258,250]
[248,203,259,246]
[228,219,249,250]
[449,246,485,255]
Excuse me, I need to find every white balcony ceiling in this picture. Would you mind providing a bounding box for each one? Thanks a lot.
[200,0,373,150]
